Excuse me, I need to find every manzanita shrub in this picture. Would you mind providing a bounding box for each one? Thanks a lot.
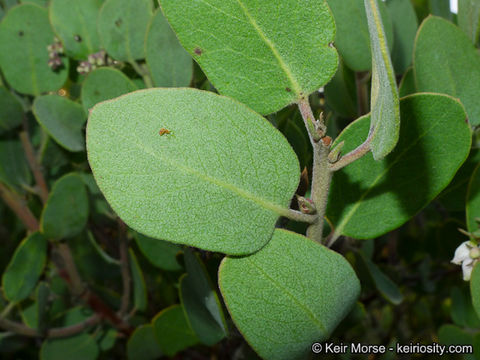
[0,0,480,359]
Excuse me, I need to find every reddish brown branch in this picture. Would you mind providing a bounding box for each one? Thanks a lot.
[0,183,39,232]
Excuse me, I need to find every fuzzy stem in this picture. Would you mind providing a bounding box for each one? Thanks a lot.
[328,132,373,172]
[130,60,154,88]
[0,183,39,232]
[280,209,317,224]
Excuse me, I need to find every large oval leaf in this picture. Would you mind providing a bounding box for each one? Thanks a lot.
[86,88,300,255]
[219,229,360,360]
[127,325,163,360]
[2,232,47,302]
[49,0,102,59]
[40,173,89,240]
[98,0,153,61]
[327,0,393,72]
[327,94,471,239]
[0,3,68,95]
[81,68,137,112]
[467,163,480,234]
[159,0,338,115]
[41,333,99,360]
[414,16,480,126]
[33,95,87,152]
[458,0,480,44]
[145,10,193,87]
[364,0,400,160]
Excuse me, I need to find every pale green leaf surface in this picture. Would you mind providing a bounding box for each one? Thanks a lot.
[81,68,137,112]
[0,4,68,95]
[2,232,47,302]
[471,264,480,319]
[327,0,393,71]
[134,233,182,271]
[153,305,198,357]
[0,140,31,193]
[127,325,163,360]
[49,0,102,59]
[128,249,147,312]
[98,0,153,61]
[458,0,480,44]
[87,88,300,255]
[219,229,360,360]
[398,67,416,97]
[386,0,418,74]
[414,16,480,126]
[467,163,480,234]
[146,10,193,87]
[159,0,338,115]
[180,250,227,345]
[364,0,400,160]
[33,95,86,152]
[41,334,99,360]
[0,87,23,134]
[40,173,89,240]
[327,94,471,239]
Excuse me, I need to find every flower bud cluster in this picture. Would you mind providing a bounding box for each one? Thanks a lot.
[76,50,118,75]
[47,37,64,70]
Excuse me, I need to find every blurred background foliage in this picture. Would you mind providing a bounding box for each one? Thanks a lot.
[0,0,479,359]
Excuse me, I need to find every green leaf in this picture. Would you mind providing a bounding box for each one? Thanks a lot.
[133,233,181,271]
[159,0,338,115]
[2,232,47,302]
[127,325,163,360]
[219,229,360,360]
[41,173,89,240]
[97,0,153,61]
[438,324,475,360]
[87,231,119,265]
[128,249,147,312]
[180,249,227,345]
[467,162,480,234]
[81,68,137,112]
[386,0,418,74]
[429,0,453,20]
[41,333,99,360]
[398,67,416,97]
[145,9,192,87]
[87,88,300,255]
[0,3,68,95]
[458,0,480,44]
[414,16,480,126]
[327,94,471,239]
[153,304,198,357]
[357,252,403,305]
[324,59,358,118]
[0,140,31,193]
[0,86,23,134]
[33,95,86,152]
[327,0,393,72]
[364,0,400,160]
[49,0,102,59]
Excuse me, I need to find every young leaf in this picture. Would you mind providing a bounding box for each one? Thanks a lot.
[40,173,89,240]
[414,16,480,126]
[41,333,99,360]
[87,88,300,255]
[458,0,480,44]
[145,10,193,87]
[327,0,394,72]
[327,94,471,239]
[0,87,23,134]
[467,163,480,235]
[33,95,87,152]
[127,325,163,360]
[0,4,68,95]
[0,140,31,193]
[364,0,400,160]
[180,249,228,345]
[2,232,47,302]
[81,68,138,112]
[128,249,147,312]
[219,229,360,360]
[386,0,418,74]
[159,0,338,115]
[49,0,102,59]
[97,0,153,61]
[153,305,199,357]
[134,233,182,271]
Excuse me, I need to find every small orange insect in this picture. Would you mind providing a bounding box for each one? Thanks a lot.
[159,128,171,136]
